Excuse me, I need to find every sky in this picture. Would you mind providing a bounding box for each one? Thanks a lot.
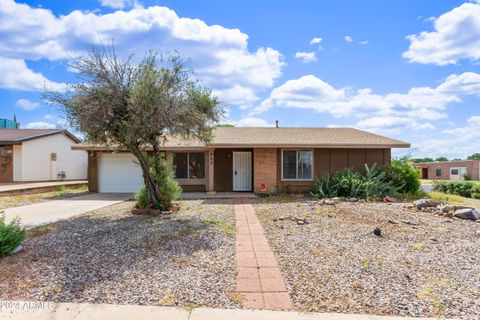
[0,0,479,159]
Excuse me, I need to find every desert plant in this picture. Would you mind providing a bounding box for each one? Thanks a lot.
[381,157,420,193]
[0,215,26,255]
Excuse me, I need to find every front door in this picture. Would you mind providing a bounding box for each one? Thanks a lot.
[233,151,252,191]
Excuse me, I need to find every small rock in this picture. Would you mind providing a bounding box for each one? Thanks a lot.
[384,195,397,203]
[475,230,480,237]
[453,208,480,221]
[278,216,285,221]
[402,220,419,226]
[388,219,399,224]
[373,227,382,237]
[437,204,453,213]
[297,220,305,225]
[443,212,454,218]
[346,197,358,202]
[413,199,440,209]
[323,199,335,205]
[9,245,23,254]
[331,197,341,203]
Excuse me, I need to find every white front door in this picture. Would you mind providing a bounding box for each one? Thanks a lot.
[450,167,466,181]
[233,152,252,191]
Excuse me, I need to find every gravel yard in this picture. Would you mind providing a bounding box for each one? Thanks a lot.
[0,199,238,308]
[255,196,480,319]
[0,186,89,210]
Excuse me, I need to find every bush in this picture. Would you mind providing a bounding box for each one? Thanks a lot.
[0,215,26,255]
[381,157,420,194]
[135,153,181,210]
[433,181,480,199]
[310,164,399,200]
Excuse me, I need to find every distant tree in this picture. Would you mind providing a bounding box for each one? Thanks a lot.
[467,153,480,160]
[411,157,434,163]
[46,46,222,210]
[217,124,235,127]
[435,157,449,162]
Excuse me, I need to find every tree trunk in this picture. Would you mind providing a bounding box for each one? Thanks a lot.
[129,145,161,209]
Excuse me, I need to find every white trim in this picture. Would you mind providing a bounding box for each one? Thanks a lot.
[232,151,252,191]
[280,149,314,181]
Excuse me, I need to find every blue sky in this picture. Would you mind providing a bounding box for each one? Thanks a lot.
[1,0,479,158]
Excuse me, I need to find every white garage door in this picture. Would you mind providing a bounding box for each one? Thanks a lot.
[99,153,144,193]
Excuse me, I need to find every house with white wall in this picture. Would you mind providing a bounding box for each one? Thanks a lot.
[0,129,87,183]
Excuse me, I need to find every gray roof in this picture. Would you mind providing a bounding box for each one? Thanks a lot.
[0,129,81,145]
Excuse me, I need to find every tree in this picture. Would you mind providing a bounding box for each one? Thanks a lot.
[46,47,221,210]
[411,157,434,163]
[467,153,480,160]
[435,157,448,162]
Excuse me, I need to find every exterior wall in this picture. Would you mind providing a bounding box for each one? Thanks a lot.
[21,134,87,181]
[412,161,480,180]
[214,148,253,192]
[277,148,391,193]
[253,148,277,194]
[13,145,22,181]
[0,145,13,183]
[88,151,98,192]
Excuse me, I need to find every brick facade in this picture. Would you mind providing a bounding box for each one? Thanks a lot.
[253,148,277,194]
[0,145,13,183]
[412,160,480,180]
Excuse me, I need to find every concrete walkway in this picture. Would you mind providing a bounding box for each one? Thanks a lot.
[234,198,293,310]
[0,301,436,320]
[3,193,131,228]
[0,180,87,195]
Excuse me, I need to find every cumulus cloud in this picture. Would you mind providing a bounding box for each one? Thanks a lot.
[0,0,284,101]
[310,37,322,44]
[403,2,480,65]
[344,35,353,42]
[24,121,56,129]
[230,117,272,127]
[358,40,368,45]
[15,98,39,110]
[294,51,317,63]
[100,0,137,9]
[0,57,65,91]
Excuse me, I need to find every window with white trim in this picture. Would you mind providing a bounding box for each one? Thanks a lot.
[173,152,205,179]
[282,150,313,180]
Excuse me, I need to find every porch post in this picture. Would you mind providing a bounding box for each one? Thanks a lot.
[207,148,215,194]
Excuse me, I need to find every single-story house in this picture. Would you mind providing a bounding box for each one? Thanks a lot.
[0,129,87,183]
[72,127,410,194]
[412,160,480,181]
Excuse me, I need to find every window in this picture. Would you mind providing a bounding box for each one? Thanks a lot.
[451,168,459,175]
[435,168,442,177]
[282,150,313,180]
[173,152,205,179]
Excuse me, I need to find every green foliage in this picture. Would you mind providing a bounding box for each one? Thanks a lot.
[135,153,181,210]
[411,157,434,163]
[381,157,421,194]
[0,215,26,255]
[309,164,399,200]
[435,157,449,162]
[432,181,480,199]
[467,152,480,160]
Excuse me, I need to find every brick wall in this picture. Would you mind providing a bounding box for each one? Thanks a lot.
[253,148,277,193]
[0,145,13,183]
[413,160,480,180]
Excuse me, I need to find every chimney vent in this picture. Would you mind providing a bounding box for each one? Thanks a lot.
[275,120,279,128]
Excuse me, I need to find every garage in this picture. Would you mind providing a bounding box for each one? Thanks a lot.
[98,153,144,193]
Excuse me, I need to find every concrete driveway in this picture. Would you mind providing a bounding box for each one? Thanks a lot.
[3,193,132,229]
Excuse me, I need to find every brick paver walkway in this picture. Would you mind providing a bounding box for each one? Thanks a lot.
[234,198,293,310]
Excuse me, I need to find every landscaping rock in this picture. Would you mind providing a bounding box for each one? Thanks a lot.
[346,197,358,202]
[388,219,399,224]
[437,204,453,213]
[331,197,341,203]
[453,208,480,221]
[323,199,336,205]
[9,245,23,255]
[373,227,382,237]
[413,199,440,209]
[384,195,397,203]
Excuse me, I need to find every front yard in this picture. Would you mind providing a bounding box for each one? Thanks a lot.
[0,199,238,308]
[255,196,480,318]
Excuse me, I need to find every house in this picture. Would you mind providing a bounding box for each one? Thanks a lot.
[412,160,480,181]
[0,129,87,183]
[72,127,410,194]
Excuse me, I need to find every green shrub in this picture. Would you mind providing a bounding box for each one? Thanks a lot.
[310,164,399,200]
[432,181,480,199]
[381,157,420,194]
[135,153,181,210]
[0,215,26,255]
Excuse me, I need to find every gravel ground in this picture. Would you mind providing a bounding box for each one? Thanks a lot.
[0,199,238,308]
[254,196,480,319]
[0,186,89,211]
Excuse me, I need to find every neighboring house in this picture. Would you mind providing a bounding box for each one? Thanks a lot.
[0,129,87,183]
[412,160,480,181]
[73,127,410,194]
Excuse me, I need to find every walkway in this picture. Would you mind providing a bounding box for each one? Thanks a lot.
[182,192,256,199]
[0,180,87,195]
[234,198,293,310]
[0,301,436,320]
[4,193,130,228]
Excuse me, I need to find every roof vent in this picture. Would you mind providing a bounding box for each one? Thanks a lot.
[275,120,279,128]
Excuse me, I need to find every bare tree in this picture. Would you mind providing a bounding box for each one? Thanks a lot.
[45,46,221,209]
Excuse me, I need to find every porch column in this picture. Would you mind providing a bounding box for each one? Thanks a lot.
[207,148,215,194]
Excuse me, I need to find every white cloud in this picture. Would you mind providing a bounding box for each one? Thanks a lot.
[15,98,39,110]
[358,40,368,45]
[344,35,353,42]
[310,37,322,44]
[0,0,284,103]
[294,51,317,63]
[100,0,137,9]
[24,121,56,129]
[230,117,272,127]
[354,116,434,133]
[0,57,65,91]
[403,2,480,65]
